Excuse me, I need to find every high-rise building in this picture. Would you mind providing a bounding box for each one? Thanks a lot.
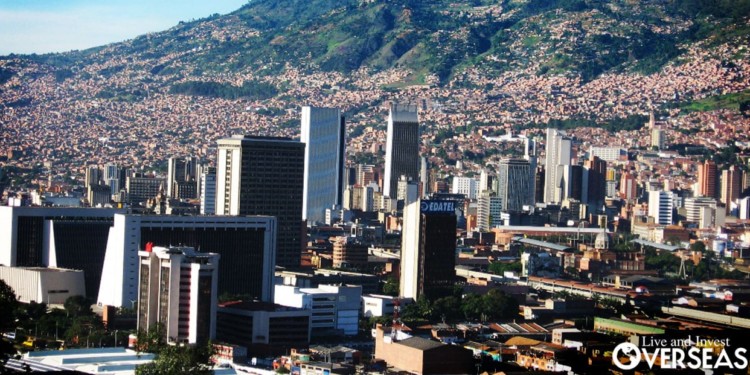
[583,156,607,210]
[684,197,718,223]
[420,157,429,198]
[651,128,665,150]
[400,199,457,300]
[383,104,419,198]
[216,135,305,268]
[137,245,219,345]
[620,172,638,201]
[496,158,533,212]
[98,214,277,307]
[721,165,742,212]
[648,191,674,225]
[396,175,419,207]
[301,106,346,224]
[451,176,478,199]
[477,192,502,232]
[167,157,199,199]
[200,168,216,215]
[543,129,572,203]
[85,166,102,188]
[697,160,718,199]
[126,175,165,204]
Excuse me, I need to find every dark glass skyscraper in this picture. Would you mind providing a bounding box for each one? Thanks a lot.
[383,104,419,199]
[400,199,457,300]
[216,135,305,268]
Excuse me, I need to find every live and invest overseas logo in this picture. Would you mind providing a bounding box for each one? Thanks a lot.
[613,336,748,371]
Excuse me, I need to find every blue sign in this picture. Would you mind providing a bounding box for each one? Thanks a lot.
[420,200,456,213]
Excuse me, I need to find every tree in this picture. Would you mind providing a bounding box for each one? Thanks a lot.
[382,277,399,296]
[64,295,92,318]
[431,296,461,322]
[136,343,213,375]
[0,280,18,371]
[488,261,522,275]
[690,241,706,253]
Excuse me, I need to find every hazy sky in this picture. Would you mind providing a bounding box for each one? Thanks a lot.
[0,0,249,55]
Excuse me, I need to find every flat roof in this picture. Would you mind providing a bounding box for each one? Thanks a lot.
[631,239,682,252]
[513,237,571,252]
[397,337,444,351]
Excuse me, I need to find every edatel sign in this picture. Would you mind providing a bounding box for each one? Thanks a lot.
[420,200,456,214]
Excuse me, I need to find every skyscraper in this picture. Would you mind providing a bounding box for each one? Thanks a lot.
[167,156,198,199]
[137,245,219,345]
[301,106,346,224]
[619,172,638,201]
[648,190,674,225]
[721,165,742,212]
[697,160,718,199]
[543,129,572,203]
[400,199,457,300]
[583,156,607,210]
[200,167,216,215]
[216,135,305,268]
[383,104,419,198]
[496,158,533,212]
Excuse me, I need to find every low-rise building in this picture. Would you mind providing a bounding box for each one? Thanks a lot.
[0,266,85,304]
[216,300,311,357]
[274,284,361,336]
[373,325,475,374]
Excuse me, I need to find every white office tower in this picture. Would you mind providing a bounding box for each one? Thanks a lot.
[497,158,533,212]
[740,197,750,220]
[137,245,219,345]
[383,104,419,198]
[524,137,537,205]
[200,168,216,215]
[396,175,419,207]
[420,157,429,198]
[477,192,502,232]
[301,106,346,224]
[451,176,478,199]
[543,129,572,204]
[648,190,674,225]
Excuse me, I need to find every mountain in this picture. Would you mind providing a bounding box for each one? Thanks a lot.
[0,0,749,178]
[10,0,750,84]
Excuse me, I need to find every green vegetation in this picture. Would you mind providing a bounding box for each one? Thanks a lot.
[488,261,522,275]
[532,114,648,133]
[401,289,519,323]
[680,90,750,113]
[169,80,278,100]
[134,323,214,375]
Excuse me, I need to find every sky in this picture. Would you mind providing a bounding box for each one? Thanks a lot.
[0,0,249,55]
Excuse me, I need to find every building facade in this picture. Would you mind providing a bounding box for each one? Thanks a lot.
[543,129,572,204]
[137,245,219,345]
[98,214,276,308]
[400,200,457,300]
[383,104,419,199]
[301,106,346,224]
[216,135,305,268]
[497,158,533,212]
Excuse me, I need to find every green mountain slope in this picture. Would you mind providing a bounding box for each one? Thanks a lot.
[12,0,748,86]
